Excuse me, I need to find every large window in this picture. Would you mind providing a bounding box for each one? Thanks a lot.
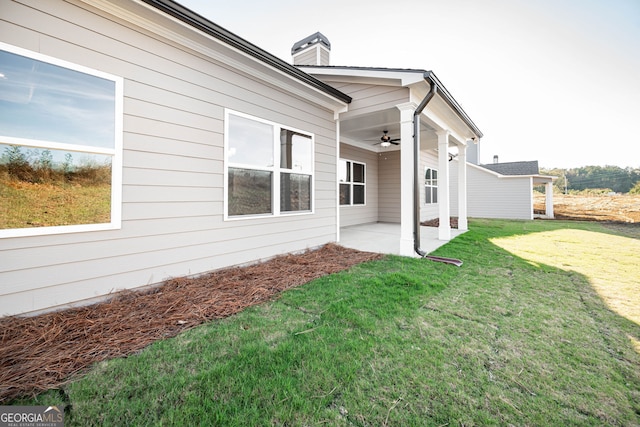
[225,110,313,218]
[425,167,438,204]
[339,159,365,206]
[0,43,123,238]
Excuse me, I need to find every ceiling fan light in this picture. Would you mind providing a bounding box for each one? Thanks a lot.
[380,141,391,148]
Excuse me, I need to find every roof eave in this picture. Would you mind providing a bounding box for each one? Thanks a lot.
[424,71,483,139]
[299,66,483,139]
[138,0,352,105]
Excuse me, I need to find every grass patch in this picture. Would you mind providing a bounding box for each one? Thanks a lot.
[0,178,111,228]
[13,219,640,426]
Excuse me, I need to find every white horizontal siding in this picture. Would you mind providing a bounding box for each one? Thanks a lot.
[378,150,401,223]
[293,49,316,66]
[449,161,534,220]
[0,0,340,315]
[321,82,408,119]
[339,144,379,226]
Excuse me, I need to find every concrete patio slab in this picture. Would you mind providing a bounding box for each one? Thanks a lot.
[339,222,466,257]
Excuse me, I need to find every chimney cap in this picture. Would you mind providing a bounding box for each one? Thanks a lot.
[291,32,331,55]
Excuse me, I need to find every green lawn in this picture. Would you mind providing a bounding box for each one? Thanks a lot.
[13,219,640,426]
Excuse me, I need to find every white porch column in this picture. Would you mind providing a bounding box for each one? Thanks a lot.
[398,103,416,256]
[437,130,451,240]
[457,143,468,231]
[545,181,555,218]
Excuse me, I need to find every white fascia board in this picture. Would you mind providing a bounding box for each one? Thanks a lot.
[533,175,557,183]
[81,0,349,113]
[302,67,426,87]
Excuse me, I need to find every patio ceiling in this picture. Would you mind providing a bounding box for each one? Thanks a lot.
[340,108,441,153]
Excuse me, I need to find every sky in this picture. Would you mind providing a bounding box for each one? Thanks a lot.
[178,0,640,169]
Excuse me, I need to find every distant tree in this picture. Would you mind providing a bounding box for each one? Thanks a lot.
[37,149,53,170]
[540,168,567,193]
[630,181,640,195]
[546,165,640,193]
[1,145,35,181]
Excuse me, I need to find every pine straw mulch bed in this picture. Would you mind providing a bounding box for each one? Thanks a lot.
[421,217,459,229]
[0,244,383,403]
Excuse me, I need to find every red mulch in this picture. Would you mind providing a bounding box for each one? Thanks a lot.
[0,244,382,403]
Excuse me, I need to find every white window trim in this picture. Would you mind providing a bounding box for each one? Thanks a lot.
[0,42,123,239]
[339,159,366,206]
[425,167,438,205]
[223,109,315,220]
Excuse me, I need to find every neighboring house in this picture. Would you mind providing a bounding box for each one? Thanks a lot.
[449,159,556,220]
[0,1,481,316]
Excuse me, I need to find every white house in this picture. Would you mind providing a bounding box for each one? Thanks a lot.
[449,159,555,220]
[0,0,481,316]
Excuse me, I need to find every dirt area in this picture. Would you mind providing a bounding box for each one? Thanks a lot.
[0,244,382,403]
[534,194,640,223]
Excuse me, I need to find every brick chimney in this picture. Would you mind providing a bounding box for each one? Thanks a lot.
[291,32,331,66]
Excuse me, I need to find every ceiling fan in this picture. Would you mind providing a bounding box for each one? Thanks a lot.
[374,130,400,147]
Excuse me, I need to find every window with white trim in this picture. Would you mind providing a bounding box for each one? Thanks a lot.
[425,167,438,204]
[225,110,313,218]
[339,159,365,206]
[0,43,123,238]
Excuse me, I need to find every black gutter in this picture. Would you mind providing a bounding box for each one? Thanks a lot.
[414,72,484,257]
[139,0,352,104]
[424,71,483,139]
[413,83,438,257]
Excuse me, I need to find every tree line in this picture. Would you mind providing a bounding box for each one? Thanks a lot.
[0,145,111,185]
[540,165,640,194]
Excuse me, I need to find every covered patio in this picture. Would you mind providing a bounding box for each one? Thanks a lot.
[297,44,482,258]
[339,223,467,257]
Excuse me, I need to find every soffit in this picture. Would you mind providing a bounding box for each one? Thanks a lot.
[300,66,427,88]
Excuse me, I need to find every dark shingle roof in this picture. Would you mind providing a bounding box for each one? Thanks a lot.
[481,161,540,176]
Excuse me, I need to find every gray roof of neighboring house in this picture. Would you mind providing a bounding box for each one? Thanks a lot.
[481,161,540,176]
[139,0,352,104]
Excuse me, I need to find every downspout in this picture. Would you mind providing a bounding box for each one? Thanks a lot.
[413,77,438,257]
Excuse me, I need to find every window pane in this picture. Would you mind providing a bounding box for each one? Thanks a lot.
[353,162,365,183]
[228,167,272,216]
[425,187,432,204]
[0,144,112,229]
[339,183,350,205]
[280,130,312,173]
[228,114,274,167]
[425,168,431,180]
[338,160,350,183]
[0,49,116,149]
[433,187,438,204]
[353,184,365,205]
[280,173,310,212]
